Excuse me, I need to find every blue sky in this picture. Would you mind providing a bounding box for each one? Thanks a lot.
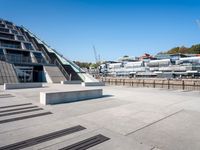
[1,0,200,62]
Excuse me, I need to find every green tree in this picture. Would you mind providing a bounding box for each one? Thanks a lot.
[188,44,200,54]
[166,47,180,54]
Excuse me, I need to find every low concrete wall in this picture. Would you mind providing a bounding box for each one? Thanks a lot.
[40,89,103,105]
[61,80,82,84]
[4,83,43,90]
[82,82,105,86]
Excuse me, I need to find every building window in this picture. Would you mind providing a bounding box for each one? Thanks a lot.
[17,35,25,41]
[4,21,13,26]
[11,30,18,34]
[0,28,9,33]
[33,52,44,63]
[0,48,5,60]
[0,24,5,28]
[0,40,21,49]
[24,43,34,50]
[7,25,13,29]
[0,49,4,55]
[0,33,14,40]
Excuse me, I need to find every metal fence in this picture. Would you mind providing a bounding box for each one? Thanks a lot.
[101,77,200,91]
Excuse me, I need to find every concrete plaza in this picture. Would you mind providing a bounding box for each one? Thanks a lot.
[0,84,200,150]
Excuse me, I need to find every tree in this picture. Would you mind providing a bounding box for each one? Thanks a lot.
[179,46,189,53]
[163,44,200,54]
[188,44,200,54]
[166,47,180,54]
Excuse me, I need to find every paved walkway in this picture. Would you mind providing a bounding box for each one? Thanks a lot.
[0,84,200,150]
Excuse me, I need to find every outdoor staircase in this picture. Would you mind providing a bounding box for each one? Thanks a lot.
[43,65,66,83]
[63,65,82,80]
[0,60,18,84]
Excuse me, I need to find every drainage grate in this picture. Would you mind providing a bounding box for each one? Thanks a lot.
[59,134,110,150]
[0,125,86,150]
[0,106,38,113]
[0,103,32,109]
[0,94,14,98]
[0,112,52,124]
[0,108,43,117]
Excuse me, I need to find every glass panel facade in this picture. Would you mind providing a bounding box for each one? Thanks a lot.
[33,52,43,58]
[7,25,13,29]
[0,24,5,28]
[17,35,25,41]
[0,33,14,40]
[0,48,4,55]
[24,43,34,50]
[11,30,18,34]
[0,48,4,60]
[4,21,13,26]
[33,52,45,63]
[0,28,9,33]
[0,40,21,49]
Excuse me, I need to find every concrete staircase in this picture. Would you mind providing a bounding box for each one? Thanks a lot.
[63,65,82,81]
[43,66,66,83]
[0,60,18,84]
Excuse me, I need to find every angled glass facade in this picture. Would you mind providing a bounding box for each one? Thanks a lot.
[0,19,85,84]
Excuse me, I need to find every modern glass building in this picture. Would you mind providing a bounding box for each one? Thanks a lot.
[0,19,88,84]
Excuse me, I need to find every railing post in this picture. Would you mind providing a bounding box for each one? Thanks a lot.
[182,80,185,90]
[143,79,145,87]
[168,79,170,89]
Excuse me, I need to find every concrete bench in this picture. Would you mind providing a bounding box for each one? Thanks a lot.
[40,89,103,105]
[4,83,43,90]
[61,80,82,84]
[82,82,105,86]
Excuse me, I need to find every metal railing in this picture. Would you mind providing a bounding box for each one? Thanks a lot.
[102,77,200,91]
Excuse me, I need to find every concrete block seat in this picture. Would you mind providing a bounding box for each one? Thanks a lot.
[61,80,82,84]
[82,82,105,86]
[4,83,43,90]
[40,88,103,105]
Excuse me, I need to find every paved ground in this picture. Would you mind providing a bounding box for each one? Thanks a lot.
[0,84,200,150]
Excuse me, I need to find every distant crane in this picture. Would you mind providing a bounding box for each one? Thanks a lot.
[93,46,101,63]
